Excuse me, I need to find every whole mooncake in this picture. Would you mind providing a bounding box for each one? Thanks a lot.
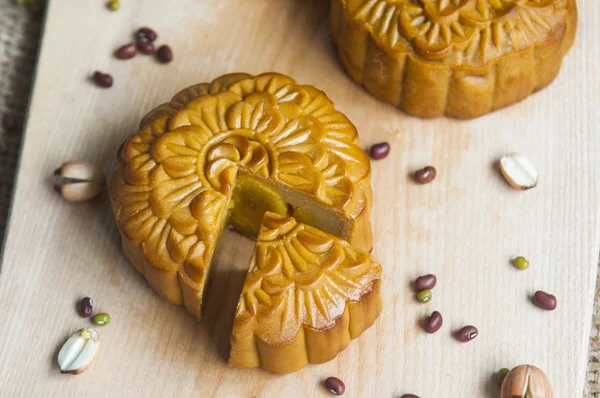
[229,212,382,374]
[109,73,373,318]
[331,0,578,118]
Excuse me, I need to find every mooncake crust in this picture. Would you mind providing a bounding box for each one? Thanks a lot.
[229,213,382,374]
[331,0,578,119]
[109,73,373,318]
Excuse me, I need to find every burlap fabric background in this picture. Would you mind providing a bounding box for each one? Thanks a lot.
[0,2,598,395]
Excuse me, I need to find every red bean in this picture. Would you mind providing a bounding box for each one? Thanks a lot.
[415,274,436,291]
[533,291,557,311]
[135,27,157,42]
[455,325,478,342]
[156,45,173,63]
[400,395,420,398]
[115,43,136,59]
[414,166,436,184]
[93,71,113,88]
[370,142,390,160]
[78,297,93,318]
[324,377,345,395]
[423,311,443,334]
[136,39,155,55]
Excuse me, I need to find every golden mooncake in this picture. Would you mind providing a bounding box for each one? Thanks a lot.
[229,212,382,374]
[331,0,578,119]
[109,73,373,318]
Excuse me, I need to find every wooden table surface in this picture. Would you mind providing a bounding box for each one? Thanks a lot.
[0,0,598,396]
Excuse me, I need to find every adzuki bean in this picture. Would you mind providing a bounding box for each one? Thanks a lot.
[115,43,137,59]
[370,142,390,160]
[400,395,420,398]
[414,166,436,184]
[156,45,173,63]
[136,39,155,55]
[423,311,443,334]
[415,274,436,291]
[93,71,113,88]
[78,297,93,318]
[455,325,478,342]
[533,291,557,311]
[324,377,345,395]
[135,27,157,42]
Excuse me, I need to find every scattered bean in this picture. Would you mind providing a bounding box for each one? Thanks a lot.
[499,153,538,190]
[400,395,420,398]
[423,311,443,334]
[455,325,478,342]
[496,368,510,385]
[156,45,173,63]
[414,166,436,184]
[2,113,18,131]
[57,328,99,374]
[415,274,436,291]
[107,0,120,11]
[136,39,155,55]
[370,142,390,160]
[533,291,557,311]
[115,43,136,59]
[513,256,529,270]
[53,160,105,202]
[135,27,157,42]
[501,365,553,397]
[416,289,432,303]
[324,377,345,395]
[93,71,113,88]
[92,312,111,326]
[78,297,93,318]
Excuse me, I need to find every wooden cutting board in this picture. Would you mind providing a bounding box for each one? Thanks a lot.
[1,0,598,396]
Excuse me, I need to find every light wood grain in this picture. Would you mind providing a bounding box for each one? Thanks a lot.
[0,0,599,396]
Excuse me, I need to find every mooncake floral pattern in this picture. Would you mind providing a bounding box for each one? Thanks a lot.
[349,0,573,64]
[234,213,381,340]
[110,73,371,307]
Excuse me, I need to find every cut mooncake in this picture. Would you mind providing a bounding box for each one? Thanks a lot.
[331,0,578,119]
[109,73,373,318]
[229,212,382,374]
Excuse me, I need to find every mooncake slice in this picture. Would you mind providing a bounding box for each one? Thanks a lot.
[229,212,382,374]
[109,73,373,318]
[331,0,577,118]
